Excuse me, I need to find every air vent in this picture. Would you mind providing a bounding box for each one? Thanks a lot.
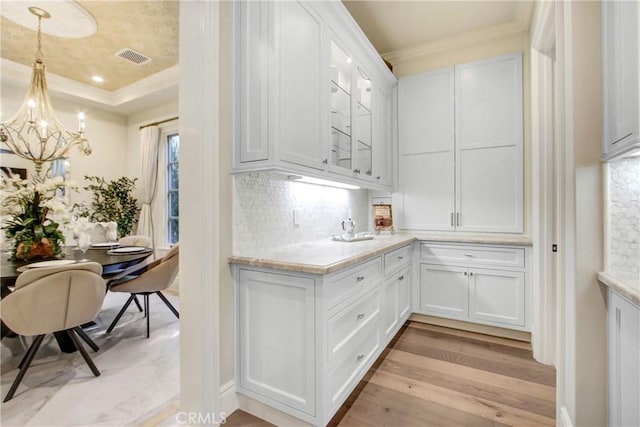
[115,47,151,65]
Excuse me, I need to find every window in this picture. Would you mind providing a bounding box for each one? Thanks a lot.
[167,133,179,244]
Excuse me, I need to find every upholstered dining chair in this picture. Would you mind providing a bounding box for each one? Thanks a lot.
[118,235,152,248]
[106,244,179,338]
[0,262,106,402]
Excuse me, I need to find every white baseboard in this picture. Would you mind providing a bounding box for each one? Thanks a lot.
[559,406,573,427]
[220,380,239,418]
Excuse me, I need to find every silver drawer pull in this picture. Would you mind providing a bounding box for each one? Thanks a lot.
[464,253,473,257]
[469,272,474,276]
[397,256,404,260]
[356,276,365,282]
[398,275,405,281]
[357,313,365,320]
[464,271,468,276]
[356,354,365,362]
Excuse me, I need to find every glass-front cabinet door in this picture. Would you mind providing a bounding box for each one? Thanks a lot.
[355,66,372,178]
[329,40,353,174]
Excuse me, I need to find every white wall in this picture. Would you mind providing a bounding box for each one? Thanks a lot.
[125,101,179,252]
[1,82,128,208]
[391,32,532,236]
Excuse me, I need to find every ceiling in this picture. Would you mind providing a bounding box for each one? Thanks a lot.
[0,1,532,114]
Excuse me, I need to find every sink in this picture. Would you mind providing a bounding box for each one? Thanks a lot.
[331,232,375,242]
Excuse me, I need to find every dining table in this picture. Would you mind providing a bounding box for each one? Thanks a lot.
[0,245,154,351]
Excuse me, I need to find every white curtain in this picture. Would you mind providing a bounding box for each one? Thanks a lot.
[136,126,160,241]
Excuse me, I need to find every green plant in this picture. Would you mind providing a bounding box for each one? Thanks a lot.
[75,176,141,237]
[1,176,73,260]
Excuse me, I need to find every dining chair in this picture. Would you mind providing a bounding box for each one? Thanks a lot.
[118,235,152,248]
[0,262,106,402]
[106,244,179,338]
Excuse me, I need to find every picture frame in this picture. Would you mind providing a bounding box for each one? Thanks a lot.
[372,203,394,233]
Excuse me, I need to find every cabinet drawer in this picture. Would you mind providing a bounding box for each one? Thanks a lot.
[327,326,380,409]
[384,244,413,276]
[328,286,381,365]
[325,257,382,310]
[420,243,524,268]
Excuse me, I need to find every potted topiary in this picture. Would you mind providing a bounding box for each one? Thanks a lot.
[74,176,141,238]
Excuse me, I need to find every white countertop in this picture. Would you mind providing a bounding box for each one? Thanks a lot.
[229,232,532,275]
[598,271,640,307]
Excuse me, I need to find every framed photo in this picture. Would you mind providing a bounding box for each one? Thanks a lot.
[373,204,393,232]
[1,166,27,180]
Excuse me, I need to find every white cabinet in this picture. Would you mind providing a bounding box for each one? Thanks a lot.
[607,289,640,427]
[373,85,393,187]
[276,1,326,170]
[233,1,397,190]
[237,269,316,416]
[234,243,413,425]
[418,242,529,330]
[398,53,523,232]
[602,0,640,160]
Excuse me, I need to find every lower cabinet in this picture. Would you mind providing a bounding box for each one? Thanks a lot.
[607,289,640,427]
[418,242,529,330]
[234,244,412,425]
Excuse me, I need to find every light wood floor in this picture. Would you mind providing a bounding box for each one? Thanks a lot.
[225,321,556,427]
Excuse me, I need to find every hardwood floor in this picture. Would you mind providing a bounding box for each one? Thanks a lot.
[225,321,556,427]
[330,322,556,427]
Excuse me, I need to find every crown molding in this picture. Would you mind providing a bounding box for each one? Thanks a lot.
[1,58,178,115]
[382,9,533,66]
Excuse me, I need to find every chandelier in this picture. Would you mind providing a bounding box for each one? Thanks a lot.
[0,7,91,177]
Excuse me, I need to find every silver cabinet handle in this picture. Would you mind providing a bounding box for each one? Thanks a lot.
[398,275,405,281]
[398,256,404,260]
[356,354,365,362]
[353,168,361,173]
[456,212,460,226]
[464,271,468,276]
[469,271,474,276]
[450,213,454,226]
[356,276,365,282]
[376,176,381,180]
[464,253,473,257]
[322,158,328,165]
[357,313,365,320]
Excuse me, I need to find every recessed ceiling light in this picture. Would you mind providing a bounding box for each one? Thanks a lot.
[91,75,104,83]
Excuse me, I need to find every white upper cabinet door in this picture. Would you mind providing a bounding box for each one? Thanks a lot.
[275,1,327,170]
[455,53,523,232]
[235,1,269,164]
[602,0,640,159]
[398,68,455,230]
[373,84,392,187]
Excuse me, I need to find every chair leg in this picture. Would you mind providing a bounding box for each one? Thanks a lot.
[17,335,44,370]
[144,294,150,339]
[132,294,144,313]
[73,327,99,352]
[156,292,180,319]
[4,334,45,402]
[106,295,135,334]
[66,330,100,377]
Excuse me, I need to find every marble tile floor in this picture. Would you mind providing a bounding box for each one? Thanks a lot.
[0,291,180,427]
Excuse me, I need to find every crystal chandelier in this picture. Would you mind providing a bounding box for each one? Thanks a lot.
[0,7,91,177]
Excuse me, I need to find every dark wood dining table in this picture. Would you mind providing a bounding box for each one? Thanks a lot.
[0,245,153,351]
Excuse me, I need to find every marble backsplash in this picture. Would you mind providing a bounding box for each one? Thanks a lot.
[233,173,369,253]
[608,157,640,281]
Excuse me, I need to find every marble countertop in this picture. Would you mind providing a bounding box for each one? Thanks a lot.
[229,235,417,275]
[229,232,532,275]
[598,271,640,307]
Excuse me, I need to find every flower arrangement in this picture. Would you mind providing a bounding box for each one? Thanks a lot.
[1,175,74,260]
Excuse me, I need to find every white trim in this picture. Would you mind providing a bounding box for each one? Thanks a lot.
[530,0,558,366]
[178,0,221,418]
[220,381,239,418]
[559,406,574,427]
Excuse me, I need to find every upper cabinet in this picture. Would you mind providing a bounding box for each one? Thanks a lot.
[233,1,397,190]
[602,0,640,160]
[398,53,523,233]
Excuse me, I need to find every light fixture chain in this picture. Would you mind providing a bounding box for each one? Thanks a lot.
[36,16,43,60]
